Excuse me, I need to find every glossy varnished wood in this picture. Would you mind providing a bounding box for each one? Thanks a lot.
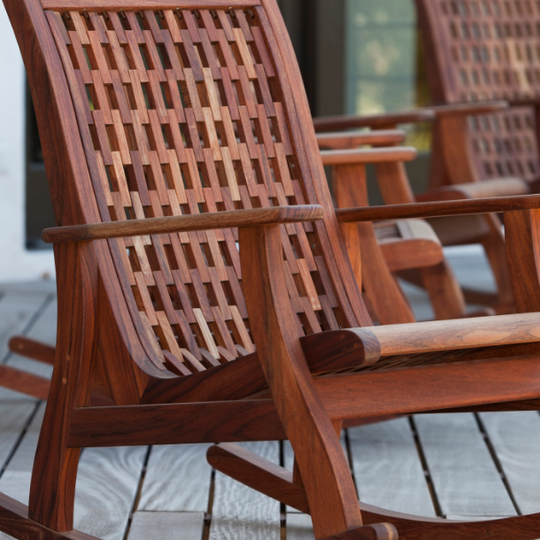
[43,206,324,243]
[337,195,540,222]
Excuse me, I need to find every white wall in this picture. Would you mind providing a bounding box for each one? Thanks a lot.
[0,5,55,282]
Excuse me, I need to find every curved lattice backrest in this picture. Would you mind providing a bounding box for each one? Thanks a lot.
[39,0,370,379]
[416,0,540,181]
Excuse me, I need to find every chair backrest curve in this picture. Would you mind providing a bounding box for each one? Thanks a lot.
[415,0,540,183]
[6,0,372,383]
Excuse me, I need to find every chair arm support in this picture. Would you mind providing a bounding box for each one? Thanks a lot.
[428,100,508,117]
[316,129,406,149]
[42,206,324,244]
[320,147,417,166]
[336,195,540,223]
[313,110,435,132]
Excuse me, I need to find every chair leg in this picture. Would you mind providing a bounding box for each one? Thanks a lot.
[419,260,467,319]
[28,242,99,532]
[480,215,514,314]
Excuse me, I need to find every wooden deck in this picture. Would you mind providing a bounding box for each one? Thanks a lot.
[0,247,539,539]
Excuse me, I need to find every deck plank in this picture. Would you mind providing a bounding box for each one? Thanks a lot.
[0,401,147,540]
[415,413,516,517]
[6,298,56,380]
[138,444,212,513]
[349,418,436,517]
[128,512,205,540]
[0,290,49,363]
[209,441,281,540]
[480,412,540,515]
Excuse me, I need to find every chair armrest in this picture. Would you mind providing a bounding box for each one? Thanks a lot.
[416,178,531,202]
[320,147,417,166]
[364,312,540,356]
[336,195,540,223]
[313,110,435,132]
[428,100,508,117]
[316,129,406,149]
[42,206,324,244]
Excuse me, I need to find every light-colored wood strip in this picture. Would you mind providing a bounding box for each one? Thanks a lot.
[87,31,112,84]
[138,444,212,512]
[220,147,241,201]
[480,411,540,515]
[111,111,132,164]
[229,305,254,353]
[107,32,131,83]
[203,69,223,122]
[220,107,240,159]
[162,10,183,44]
[111,152,132,207]
[209,441,281,540]
[296,259,321,311]
[203,108,222,161]
[193,308,220,359]
[233,28,257,79]
[349,418,436,517]
[128,512,205,540]
[415,413,516,517]
[69,11,90,45]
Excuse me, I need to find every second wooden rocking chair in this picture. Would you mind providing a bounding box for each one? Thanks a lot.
[3,1,540,539]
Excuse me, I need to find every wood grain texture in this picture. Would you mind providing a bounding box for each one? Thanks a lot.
[42,206,324,244]
[349,419,436,518]
[68,401,286,447]
[207,443,309,513]
[73,445,147,540]
[138,444,211,512]
[415,414,516,518]
[127,512,205,540]
[480,412,540,515]
[41,0,259,8]
[370,312,540,356]
[336,195,540,223]
[316,356,540,420]
[209,441,281,540]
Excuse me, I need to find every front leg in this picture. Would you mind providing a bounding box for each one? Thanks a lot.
[29,241,100,531]
[240,224,373,539]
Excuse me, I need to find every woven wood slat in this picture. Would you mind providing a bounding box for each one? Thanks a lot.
[419,0,540,181]
[45,4,367,379]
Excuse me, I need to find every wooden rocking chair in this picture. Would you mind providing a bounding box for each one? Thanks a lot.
[4,1,540,539]
[313,6,540,314]
[318,129,474,323]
